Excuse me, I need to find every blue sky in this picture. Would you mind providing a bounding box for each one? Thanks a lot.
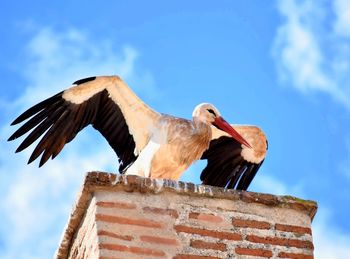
[1,0,350,258]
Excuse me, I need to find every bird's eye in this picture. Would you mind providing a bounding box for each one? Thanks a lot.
[207,109,216,116]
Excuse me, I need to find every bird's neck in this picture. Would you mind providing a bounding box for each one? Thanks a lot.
[193,117,211,135]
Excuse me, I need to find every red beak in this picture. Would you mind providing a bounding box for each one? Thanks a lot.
[213,117,252,148]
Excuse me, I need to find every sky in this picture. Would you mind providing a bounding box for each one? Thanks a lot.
[1,0,350,258]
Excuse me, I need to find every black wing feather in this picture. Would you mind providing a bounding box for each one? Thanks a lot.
[14,105,67,153]
[92,91,136,172]
[9,81,137,172]
[236,162,263,190]
[10,92,63,125]
[200,136,263,191]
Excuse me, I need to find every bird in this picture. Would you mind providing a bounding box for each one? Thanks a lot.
[8,75,267,190]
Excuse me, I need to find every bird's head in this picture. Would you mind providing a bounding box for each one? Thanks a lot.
[193,103,252,148]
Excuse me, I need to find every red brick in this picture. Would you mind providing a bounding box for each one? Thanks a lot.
[96,214,162,228]
[96,201,136,209]
[97,230,133,241]
[173,255,218,259]
[189,212,223,223]
[235,247,273,257]
[174,225,241,241]
[278,251,314,259]
[143,206,179,218]
[232,218,271,229]
[99,243,165,257]
[140,235,178,246]
[190,239,226,251]
[275,223,312,235]
[246,234,314,249]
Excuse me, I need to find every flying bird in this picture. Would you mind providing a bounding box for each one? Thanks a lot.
[8,76,267,190]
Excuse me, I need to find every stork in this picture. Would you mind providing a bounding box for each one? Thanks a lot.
[8,76,267,190]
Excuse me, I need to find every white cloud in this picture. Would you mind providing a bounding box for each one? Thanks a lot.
[251,172,304,196]
[272,2,350,256]
[13,27,156,107]
[333,0,350,38]
[313,208,350,259]
[273,0,350,110]
[0,26,155,259]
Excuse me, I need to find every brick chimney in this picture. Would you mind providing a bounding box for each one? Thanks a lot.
[56,172,317,259]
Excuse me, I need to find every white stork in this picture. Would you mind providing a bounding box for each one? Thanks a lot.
[8,76,267,190]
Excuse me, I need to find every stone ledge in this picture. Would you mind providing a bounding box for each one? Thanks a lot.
[55,171,317,258]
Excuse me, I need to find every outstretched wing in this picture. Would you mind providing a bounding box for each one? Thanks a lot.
[200,125,267,190]
[8,76,160,171]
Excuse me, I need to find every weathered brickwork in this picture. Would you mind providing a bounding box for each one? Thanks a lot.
[56,172,317,259]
